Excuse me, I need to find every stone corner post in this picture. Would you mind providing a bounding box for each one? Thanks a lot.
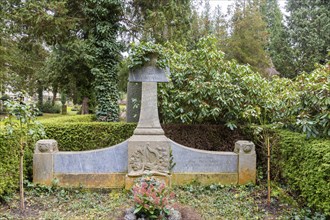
[234,140,256,184]
[33,139,58,185]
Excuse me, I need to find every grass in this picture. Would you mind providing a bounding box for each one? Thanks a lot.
[1,182,325,220]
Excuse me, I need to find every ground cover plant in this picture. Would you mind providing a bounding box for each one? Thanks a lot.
[0,182,326,220]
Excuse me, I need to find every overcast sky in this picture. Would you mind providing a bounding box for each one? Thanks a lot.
[209,0,287,14]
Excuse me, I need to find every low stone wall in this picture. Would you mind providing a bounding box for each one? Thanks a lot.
[33,139,256,188]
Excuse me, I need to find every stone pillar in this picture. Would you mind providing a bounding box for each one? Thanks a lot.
[234,140,256,184]
[134,82,164,135]
[126,58,171,188]
[128,82,170,177]
[33,139,58,185]
[126,82,142,123]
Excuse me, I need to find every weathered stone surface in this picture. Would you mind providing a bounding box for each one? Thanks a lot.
[134,82,164,135]
[128,81,171,178]
[33,140,58,185]
[35,139,58,153]
[54,141,128,173]
[33,153,54,185]
[125,174,171,190]
[170,140,238,173]
[126,82,142,123]
[234,140,256,184]
[129,66,169,82]
[172,173,238,185]
[55,173,126,188]
[128,135,170,176]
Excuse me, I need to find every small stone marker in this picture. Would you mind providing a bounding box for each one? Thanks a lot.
[33,140,58,185]
[234,140,256,184]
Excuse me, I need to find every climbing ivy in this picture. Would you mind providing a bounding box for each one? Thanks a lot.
[127,41,168,70]
[83,0,123,122]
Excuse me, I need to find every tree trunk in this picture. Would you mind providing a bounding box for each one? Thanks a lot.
[19,142,25,211]
[81,97,89,114]
[52,86,58,106]
[267,137,271,206]
[62,104,67,115]
[37,83,43,110]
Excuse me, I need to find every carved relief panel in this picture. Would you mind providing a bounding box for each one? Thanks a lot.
[128,142,170,176]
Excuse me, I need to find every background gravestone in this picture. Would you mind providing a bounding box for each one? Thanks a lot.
[126,82,141,123]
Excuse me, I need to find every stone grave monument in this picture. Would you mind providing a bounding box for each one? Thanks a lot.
[33,57,256,188]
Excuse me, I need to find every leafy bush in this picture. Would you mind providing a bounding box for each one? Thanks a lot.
[293,65,330,137]
[41,100,61,114]
[131,176,175,219]
[276,129,330,216]
[127,36,328,138]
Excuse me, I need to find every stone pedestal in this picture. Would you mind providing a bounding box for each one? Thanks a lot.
[33,139,58,185]
[234,140,256,184]
[126,82,171,188]
[125,175,171,190]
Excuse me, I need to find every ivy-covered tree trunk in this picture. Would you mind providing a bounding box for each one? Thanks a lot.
[84,0,122,122]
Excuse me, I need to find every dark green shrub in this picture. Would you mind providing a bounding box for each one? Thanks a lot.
[43,122,136,151]
[41,101,61,114]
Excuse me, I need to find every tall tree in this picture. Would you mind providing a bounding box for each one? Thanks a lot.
[226,0,270,74]
[286,0,330,74]
[0,0,74,96]
[262,0,295,78]
[123,0,193,45]
[212,5,229,51]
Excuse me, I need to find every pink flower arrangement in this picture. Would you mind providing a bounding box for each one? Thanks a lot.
[131,175,176,219]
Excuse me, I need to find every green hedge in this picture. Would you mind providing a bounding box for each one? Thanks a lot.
[0,135,19,198]
[38,114,94,124]
[276,130,330,216]
[43,122,136,151]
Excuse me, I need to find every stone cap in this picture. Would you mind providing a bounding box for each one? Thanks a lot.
[35,139,58,153]
[129,66,169,82]
[234,140,255,154]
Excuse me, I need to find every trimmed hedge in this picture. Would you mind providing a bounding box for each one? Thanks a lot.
[0,135,19,198]
[276,130,330,216]
[43,122,136,151]
[38,114,94,124]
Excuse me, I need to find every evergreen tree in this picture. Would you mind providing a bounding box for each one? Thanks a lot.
[200,0,212,37]
[227,0,270,74]
[212,5,229,51]
[286,0,330,74]
[262,0,295,78]
[123,0,193,45]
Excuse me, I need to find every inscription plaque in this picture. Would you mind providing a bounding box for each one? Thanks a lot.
[129,66,169,82]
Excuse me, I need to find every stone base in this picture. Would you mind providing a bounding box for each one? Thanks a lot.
[54,173,126,188]
[172,173,238,185]
[125,175,172,190]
